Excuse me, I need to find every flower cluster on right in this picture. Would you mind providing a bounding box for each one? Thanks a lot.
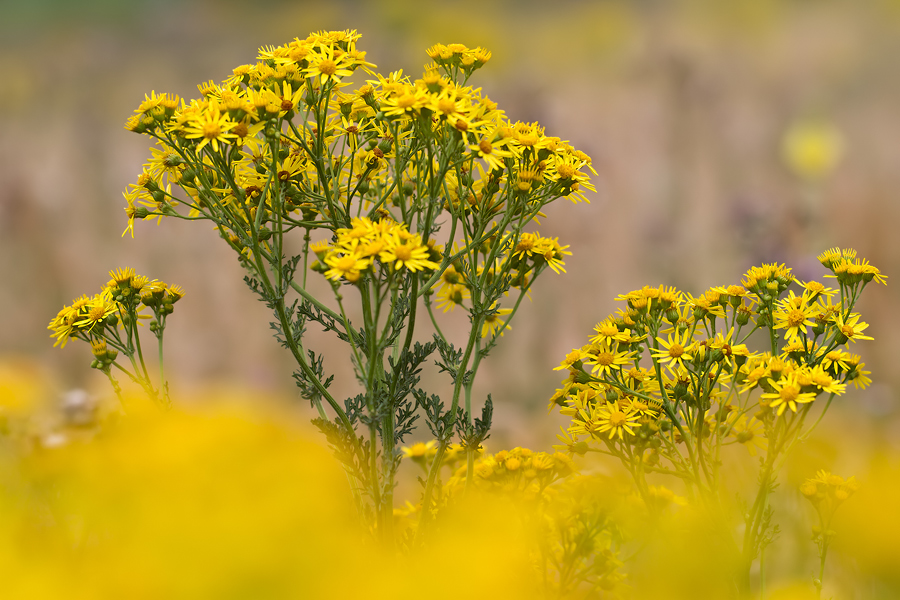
[551,248,884,457]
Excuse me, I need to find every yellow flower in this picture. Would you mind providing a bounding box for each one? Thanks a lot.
[381,85,428,117]
[589,319,631,346]
[833,312,873,344]
[469,133,514,171]
[481,303,512,338]
[72,294,119,334]
[323,251,371,283]
[729,414,767,456]
[436,283,469,313]
[401,441,437,463]
[760,374,816,416]
[651,330,694,373]
[781,119,843,180]
[378,233,439,273]
[773,293,817,341]
[585,343,635,379]
[594,401,640,441]
[182,101,238,153]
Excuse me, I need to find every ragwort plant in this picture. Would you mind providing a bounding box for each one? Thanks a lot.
[118,30,593,538]
[549,247,885,594]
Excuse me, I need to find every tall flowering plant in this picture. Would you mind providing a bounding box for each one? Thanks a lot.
[119,30,593,536]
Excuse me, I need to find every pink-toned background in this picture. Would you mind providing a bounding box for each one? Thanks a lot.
[3,0,899,450]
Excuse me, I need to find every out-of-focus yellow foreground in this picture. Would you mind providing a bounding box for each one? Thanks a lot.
[3,359,900,599]
[0,369,539,599]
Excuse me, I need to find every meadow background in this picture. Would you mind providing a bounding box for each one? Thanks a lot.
[2,1,900,593]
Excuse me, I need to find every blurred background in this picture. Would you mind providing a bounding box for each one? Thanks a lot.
[2,0,900,451]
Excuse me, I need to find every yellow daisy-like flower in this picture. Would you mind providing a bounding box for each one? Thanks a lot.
[109,267,136,288]
[73,295,119,334]
[401,441,437,464]
[808,365,846,395]
[304,44,354,85]
[845,356,872,390]
[435,283,469,313]
[729,414,767,456]
[378,233,439,273]
[182,101,238,153]
[533,235,571,274]
[820,349,850,373]
[594,401,640,441]
[626,397,659,419]
[773,296,817,341]
[470,134,514,171]
[381,85,429,117]
[833,312,873,344]
[48,295,93,348]
[651,330,694,373]
[585,343,635,379]
[760,375,816,416]
[554,347,592,372]
[481,303,512,338]
[800,280,836,300]
[323,251,371,283]
[589,318,631,346]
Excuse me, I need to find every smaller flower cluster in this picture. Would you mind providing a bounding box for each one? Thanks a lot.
[801,469,859,558]
[49,269,181,349]
[48,268,183,407]
[446,447,575,498]
[400,440,481,469]
[818,246,887,286]
[425,43,492,75]
[801,469,859,516]
[435,230,571,315]
[310,216,440,283]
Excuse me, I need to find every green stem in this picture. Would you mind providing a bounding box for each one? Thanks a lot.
[417,313,484,539]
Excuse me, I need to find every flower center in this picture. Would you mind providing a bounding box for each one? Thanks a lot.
[787,309,806,328]
[393,245,413,262]
[779,384,800,403]
[317,59,337,76]
[202,122,221,140]
[438,98,456,114]
[668,343,684,358]
[595,352,614,367]
[336,256,357,271]
[397,94,417,109]
[557,164,575,178]
[609,411,627,427]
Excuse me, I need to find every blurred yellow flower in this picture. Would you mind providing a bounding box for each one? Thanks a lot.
[781,119,843,180]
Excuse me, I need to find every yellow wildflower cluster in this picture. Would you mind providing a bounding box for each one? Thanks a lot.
[801,469,859,595]
[48,268,181,349]
[435,229,571,315]
[801,469,859,517]
[121,31,594,247]
[48,268,182,408]
[551,251,883,459]
[310,216,440,283]
[445,446,575,498]
[547,249,883,591]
